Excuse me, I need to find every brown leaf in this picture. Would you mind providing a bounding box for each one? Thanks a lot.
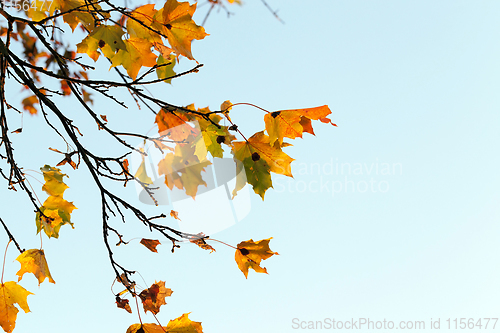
[116,296,132,313]
[140,239,161,253]
[138,281,172,315]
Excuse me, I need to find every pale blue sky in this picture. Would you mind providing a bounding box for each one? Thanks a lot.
[1,1,499,332]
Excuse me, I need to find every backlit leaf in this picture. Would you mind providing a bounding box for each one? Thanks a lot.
[15,249,55,285]
[154,0,208,60]
[140,239,161,253]
[138,281,173,315]
[264,105,336,146]
[235,238,278,278]
[0,282,33,333]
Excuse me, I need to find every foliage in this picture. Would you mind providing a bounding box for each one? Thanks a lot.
[0,0,335,331]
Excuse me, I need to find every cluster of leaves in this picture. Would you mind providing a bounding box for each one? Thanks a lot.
[0,0,333,332]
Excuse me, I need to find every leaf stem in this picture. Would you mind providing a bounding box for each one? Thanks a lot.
[207,238,237,249]
[1,240,11,284]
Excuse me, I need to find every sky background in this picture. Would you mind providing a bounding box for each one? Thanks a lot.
[1,0,500,332]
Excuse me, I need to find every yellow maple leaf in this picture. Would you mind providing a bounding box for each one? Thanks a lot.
[264,105,337,146]
[76,25,126,61]
[15,249,55,285]
[235,238,278,278]
[154,0,208,60]
[127,4,162,43]
[157,142,211,198]
[126,313,203,333]
[36,165,77,238]
[0,282,33,333]
[110,38,158,80]
[138,281,173,315]
[232,131,294,198]
[232,131,294,177]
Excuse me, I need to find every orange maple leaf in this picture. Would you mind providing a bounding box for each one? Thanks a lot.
[235,238,278,278]
[140,239,161,253]
[154,0,208,60]
[21,95,39,115]
[138,281,173,315]
[0,281,33,333]
[264,105,337,146]
[170,210,181,220]
[15,249,55,285]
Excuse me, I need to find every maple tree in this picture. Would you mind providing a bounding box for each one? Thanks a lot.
[0,0,335,332]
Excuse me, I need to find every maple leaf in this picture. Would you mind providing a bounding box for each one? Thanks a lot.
[127,4,162,43]
[140,239,161,253]
[235,238,278,278]
[36,165,77,238]
[40,165,68,196]
[0,282,33,333]
[76,25,126,61]
[116,296,132,313]
[165,313,203,333]
[156,54,176,84]
[126,323,167,333]
[21,95,39,115]
[111,38,158,80]
[60,0,103,32]
[189,233,215,253]
[264,105,337,146]
[170,210,181,220]
[134,155,154,185]
[153,0,208,60]
[138,281,173,315]
[15,249,55,285]
[157,141,211,198]
[126,314,202,333]
[232,131,294,197]
[155,108,198,141]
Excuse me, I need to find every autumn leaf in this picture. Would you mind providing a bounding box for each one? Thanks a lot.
[126,314,203,333]
[190,234,215,253]
[165,313,203,333]
[110,38,157,80]
[36,165,77,238]
[76,25,126,61]
[138,281,173,315]
[134,153,153,185]
[140,239,161,253]
[232,131,294,197]
[235,238,278,278]
[116,296,132,313]
[170,210,181,220]
[155,108,197,141]
[16,249,55,285]
[21,95,39,115]
[153,0,208,60]
[157,141,211,198]
[156,54,176,84]
[264,105,336,146]
[126,323,167,333]
[127,4,161,43]
[0,281,33,333]
[60,0,103,32]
